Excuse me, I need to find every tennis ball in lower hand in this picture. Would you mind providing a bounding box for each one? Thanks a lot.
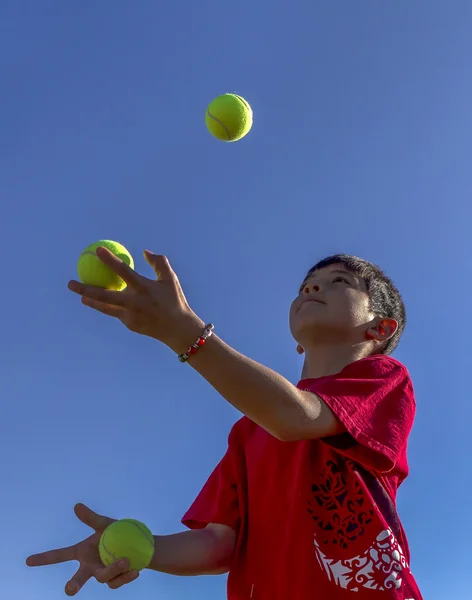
[205,93,253,141]
[77,240,134,290]
[99,519,155,571]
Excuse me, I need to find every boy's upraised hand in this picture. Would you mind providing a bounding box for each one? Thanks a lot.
[67,248,203,350]
[26,504,139,596]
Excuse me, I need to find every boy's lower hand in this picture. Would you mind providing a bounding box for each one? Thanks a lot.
[26,503,140,596]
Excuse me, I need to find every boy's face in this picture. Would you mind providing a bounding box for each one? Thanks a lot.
[289,263,375,347]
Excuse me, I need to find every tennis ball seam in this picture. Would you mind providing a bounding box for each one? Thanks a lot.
[100,530,119,563]
[206,109,231,140]
[120,519,155,547]
[234,94,252,113]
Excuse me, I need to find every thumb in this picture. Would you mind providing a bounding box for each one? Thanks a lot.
[74,503,114,532]
[144,251,177,282]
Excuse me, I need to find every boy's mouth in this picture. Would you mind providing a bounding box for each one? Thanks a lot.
[297,298,326,312]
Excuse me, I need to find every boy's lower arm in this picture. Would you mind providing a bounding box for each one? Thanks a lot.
[149,525,236,576]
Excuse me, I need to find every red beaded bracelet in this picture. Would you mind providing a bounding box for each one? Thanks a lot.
[178,324,214,363]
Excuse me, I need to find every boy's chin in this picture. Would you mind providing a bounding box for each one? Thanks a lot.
[294,323,356,346]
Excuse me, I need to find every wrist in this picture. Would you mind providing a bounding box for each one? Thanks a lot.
[163,312,207,355]
[147,535,162,572]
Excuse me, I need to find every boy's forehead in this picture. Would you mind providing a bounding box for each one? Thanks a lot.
[305,263,352,280]
[301,263,366,289]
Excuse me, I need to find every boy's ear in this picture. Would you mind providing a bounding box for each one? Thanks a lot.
[366,318,398,342]
[296,344,305,355]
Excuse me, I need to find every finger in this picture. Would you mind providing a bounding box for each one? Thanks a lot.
[107,569,140,590]
[65,565,92,597]
[68,282,131,308]
[144,251,177,282]
[26,544,76,567]
[95,246,146,289]
[94,559,130,584]
[74,503,113,532]
[81,297,128,319]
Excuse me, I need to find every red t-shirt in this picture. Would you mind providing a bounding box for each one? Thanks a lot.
[182,355,423,599]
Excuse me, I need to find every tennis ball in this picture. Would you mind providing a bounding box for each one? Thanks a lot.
[205,93,253,142]
[99,519,155,572]
[77,240,134,291]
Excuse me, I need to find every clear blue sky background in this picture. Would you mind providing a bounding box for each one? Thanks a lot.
[1,2,470,599]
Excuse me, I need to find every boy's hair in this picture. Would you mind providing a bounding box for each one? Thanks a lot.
[301,254,406,355]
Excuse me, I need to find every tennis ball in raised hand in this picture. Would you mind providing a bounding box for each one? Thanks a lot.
[99,519,155,571]
[205,93,253,142]
[77,240,134,291]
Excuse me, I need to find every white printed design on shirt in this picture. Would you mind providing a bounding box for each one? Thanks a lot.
[313,527,409,591]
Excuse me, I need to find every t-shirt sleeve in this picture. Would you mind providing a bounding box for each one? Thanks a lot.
[299,356,416,472]
[181,428,240,533]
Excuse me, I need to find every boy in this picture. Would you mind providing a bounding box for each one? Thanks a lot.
[26,249,423,599]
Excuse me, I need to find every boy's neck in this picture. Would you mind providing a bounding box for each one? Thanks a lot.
[300,344,369,380]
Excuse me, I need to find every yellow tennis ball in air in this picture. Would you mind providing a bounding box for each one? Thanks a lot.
[205,93,253,142]
[99,519,155,572]
[77,240,134,291]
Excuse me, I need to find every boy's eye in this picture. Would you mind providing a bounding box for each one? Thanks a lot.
[333,276,349,284]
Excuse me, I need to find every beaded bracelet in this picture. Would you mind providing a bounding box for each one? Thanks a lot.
[178,323,215,363]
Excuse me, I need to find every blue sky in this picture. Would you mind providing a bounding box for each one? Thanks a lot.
[2,2,471,598]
